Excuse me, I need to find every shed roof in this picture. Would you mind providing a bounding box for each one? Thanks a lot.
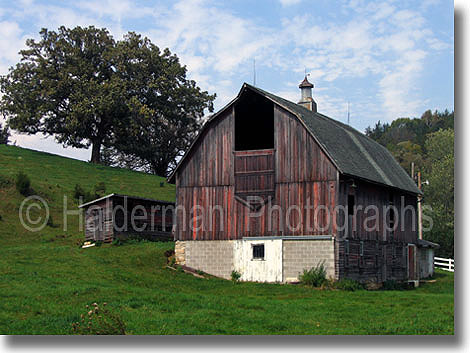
[417,239,440,248]
[169,83,421,195]
[78,193,175,208]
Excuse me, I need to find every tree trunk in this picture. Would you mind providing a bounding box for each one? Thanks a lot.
[151,161,168,177]
[90,140,102,164]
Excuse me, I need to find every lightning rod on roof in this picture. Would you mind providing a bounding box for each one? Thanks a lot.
[347,101,350,126]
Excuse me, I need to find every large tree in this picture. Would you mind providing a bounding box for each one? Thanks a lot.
[0,27,215,169]
[0,26,126,163]
[112,32,215,176]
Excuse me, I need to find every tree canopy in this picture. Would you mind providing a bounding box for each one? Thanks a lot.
[0,26,215,170]
[365,109,453,174]
[366,110,454,257]
[111,33,215,176]
[423,129,454,258]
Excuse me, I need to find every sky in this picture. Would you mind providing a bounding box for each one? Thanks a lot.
[0,0,454,162]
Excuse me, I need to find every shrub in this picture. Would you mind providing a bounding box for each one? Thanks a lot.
[0,175,12,188]
[164,249,175,258]
[94,182,106,197]
[15,171,31,196]
[112,239,123,246]
[299,263,327,287]
[164,249,175,265]
[334,278,364,291]
[365,280,383,291]
[231,270,241,282]
[71,302,125,335]
[73,184,95,203]
[73,184,85,200]
[95,240,103,247]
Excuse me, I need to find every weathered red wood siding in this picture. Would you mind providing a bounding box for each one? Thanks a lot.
[174,104,339,240]
[84,199,114,242]
[84,196,174,242]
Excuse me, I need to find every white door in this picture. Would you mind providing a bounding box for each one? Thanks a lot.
[233,239,283,282]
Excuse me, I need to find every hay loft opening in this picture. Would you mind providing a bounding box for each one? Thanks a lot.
[235,89,274,151]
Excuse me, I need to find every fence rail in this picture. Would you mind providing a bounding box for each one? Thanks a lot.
[434,257,454,272]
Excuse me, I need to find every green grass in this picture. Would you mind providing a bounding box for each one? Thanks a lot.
[0,145,454,334]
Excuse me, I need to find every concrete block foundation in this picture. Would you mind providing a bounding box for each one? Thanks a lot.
[175,236,335,282]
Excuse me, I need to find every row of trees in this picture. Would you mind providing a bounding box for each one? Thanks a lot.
[365,110,454,258]
[0,26,215,176]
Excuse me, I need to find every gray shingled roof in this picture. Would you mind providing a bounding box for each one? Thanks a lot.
[169,83,420,195]
[245,83,421,194]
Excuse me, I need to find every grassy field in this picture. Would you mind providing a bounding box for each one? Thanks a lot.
[0,145,454,335]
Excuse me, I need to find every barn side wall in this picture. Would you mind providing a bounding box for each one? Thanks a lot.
[335,177,418,282]
[174,104,339,241]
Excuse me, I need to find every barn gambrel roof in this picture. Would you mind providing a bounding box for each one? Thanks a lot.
[169,83,421,195]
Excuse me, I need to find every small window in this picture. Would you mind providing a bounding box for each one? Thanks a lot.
[360,241,364,257]
[348,195,355,215]
[252,244,265,259]
[345,239,350,255]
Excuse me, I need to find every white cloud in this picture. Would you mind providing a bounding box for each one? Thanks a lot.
[147,0,276,75]
[0,21,22,60]
[0,0,452,158]
[277,1,449,123]
[279,0,302,6]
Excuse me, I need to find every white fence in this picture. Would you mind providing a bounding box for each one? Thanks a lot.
[434,257,454,272]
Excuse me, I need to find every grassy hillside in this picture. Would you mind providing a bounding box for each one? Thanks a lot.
[0,145,454,334]
[0,145,174,246]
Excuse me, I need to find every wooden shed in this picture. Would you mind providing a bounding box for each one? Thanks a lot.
[79,194,174,243]
[168,79,424,283]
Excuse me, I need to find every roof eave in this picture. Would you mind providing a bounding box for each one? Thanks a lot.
[78,193,116,208]
[78,193,175,208]
[341,172,422,196]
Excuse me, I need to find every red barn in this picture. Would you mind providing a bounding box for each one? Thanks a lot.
[168,78,421,283]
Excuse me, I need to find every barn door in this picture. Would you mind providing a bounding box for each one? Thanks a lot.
[407,244,417,280]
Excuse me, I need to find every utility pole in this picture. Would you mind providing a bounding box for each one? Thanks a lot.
[418,171,423,240]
